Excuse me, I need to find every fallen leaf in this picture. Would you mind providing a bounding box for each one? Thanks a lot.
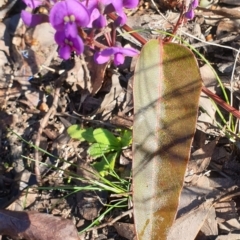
[200,206,218,237]
[185,138,218,183]
[84,46,108,95]
[0,210,80,240]
[133,39,202,239]
[98,73,123,120]
[167,200,214,240]
[113,222,136,240]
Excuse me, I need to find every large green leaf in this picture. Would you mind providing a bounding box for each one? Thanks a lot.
[133,39,202,240]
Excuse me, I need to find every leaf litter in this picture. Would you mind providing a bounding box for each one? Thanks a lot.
[1,0,240,240]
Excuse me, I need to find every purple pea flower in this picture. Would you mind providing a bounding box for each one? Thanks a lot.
[83,0,107,28]
[21,0,48,27]
[106,0,139,26]
[55,31,84,60]
[83,0,116,28]
[21,10,49,27]
[49,0,90,38]
[185,0,198,20]
[94,45,139,66]
[83,0,139,28]
[22,0,42,9]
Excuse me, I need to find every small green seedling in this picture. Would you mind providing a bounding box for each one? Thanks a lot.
[67,125,132,176]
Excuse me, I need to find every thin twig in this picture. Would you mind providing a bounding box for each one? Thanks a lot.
[34,72,66,184]
[85,209,133,232]
[181,30,240,53]
[150,0,165,18]
[197,6,240,19]
[191,35,240,49]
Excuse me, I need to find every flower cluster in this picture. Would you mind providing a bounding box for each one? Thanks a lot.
[21,0,139,65]
[185,0,198,20]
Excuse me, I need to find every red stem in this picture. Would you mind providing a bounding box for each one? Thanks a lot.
[108,13,147,45]
[202,86,240,119]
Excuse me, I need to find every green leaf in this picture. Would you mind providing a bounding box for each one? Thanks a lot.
[93,128,120,148]
[67,125,95,142]
[88,143,114,159]
[133,39,202,240]
[92,151,119,177]
[119,129,132,147]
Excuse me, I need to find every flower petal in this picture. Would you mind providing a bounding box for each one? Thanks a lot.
[100,47,116,56]
[21,11,49,27]
[72,36,84,54]
[65,22,78,38]
[65,0,90,27]
[59,45,71,60]
[101,0,112,5]
[185,9,194,19]
[114,53,124,66]
[49,1,67,31]
[123,0,139,8]
[94,51,111,64]
[120,47,139,56]
[191,0,199,9]
[54,31,66,45]
[83,0,98,11]
[115,11,127,26]
[92,14,107,28]
[87,7,100,28]
[22,0,42,9]
[111,0,123,13]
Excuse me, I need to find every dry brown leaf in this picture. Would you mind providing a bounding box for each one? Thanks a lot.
[168,200,214,240]
[113,222,136,240]
[188,138,218,176]
[84,46,108,95]
[177,186,213,217]
[216,233,240,240]
[13,22,56,82]
[65,57,85,91]
[98,73,123,119]
[200,206,218,237]
[0,210,80,240]
[218,218,240,233]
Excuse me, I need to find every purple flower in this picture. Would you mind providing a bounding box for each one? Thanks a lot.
[21,10,49,27]
[191,0,199,8]
[22,0,42,9]
[82,0,109,28]
[49,0,90,38]
[94,45,139,66]
[185,0,198,20]
[55,31,84,60]
[83,0,139,28]
[85,1,107,28]
[106,0,139,26]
